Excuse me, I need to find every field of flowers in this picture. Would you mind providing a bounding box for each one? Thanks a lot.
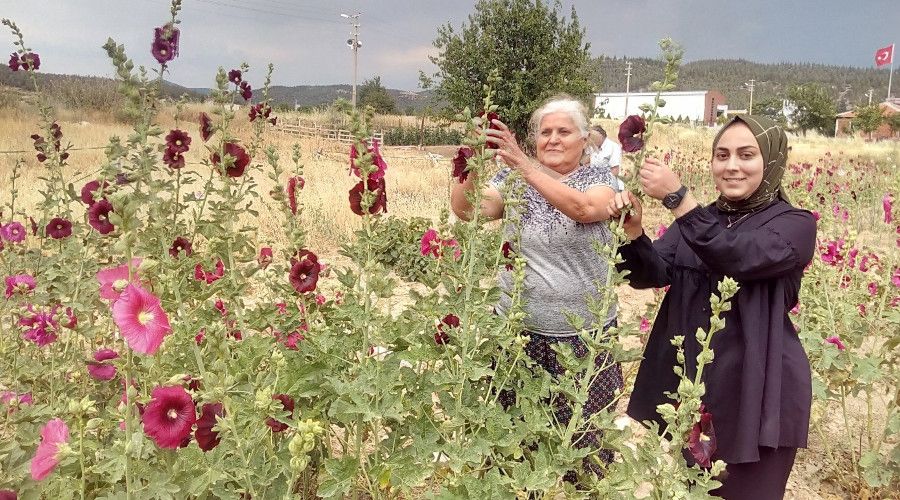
[2,3,899,499]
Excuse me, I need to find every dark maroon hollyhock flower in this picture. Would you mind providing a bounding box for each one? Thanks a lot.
[265,394,295,432]
[501,241,515,270]
[46,218,72,239]
[80,180,108,206]
[169,237,193,258]
[195,402,224,451]
[151,24,179,65]
[227,69,242,85]
[687,404,717,468]
[87,199,115,235]
[49,122,62,142]
[211,142,251,177]
[349,140,388,181]
[142,385,197,449]
[258,247,273,269]
[481,111,501,149]
[163,147,185,169]
[618,115,646,153]
[451,147,475,183]
[199,112,213,142]
[8,52,20,71]
[19,52,39,71]
[165,129,191,154]
[435,313,460,345]
[348,177,387,216]
[287,176,305,215]
[249,103,269,122]
[239,81,252,101]
[289,250,321,293]
[28,217,38,236]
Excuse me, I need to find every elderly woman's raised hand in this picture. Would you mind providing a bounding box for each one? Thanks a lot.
[607,191,644,240]
[639,157,682,200]
[484,119,535,173]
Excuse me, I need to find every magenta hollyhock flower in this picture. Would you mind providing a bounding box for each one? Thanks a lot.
[97,259,142,302]
[199,112,213,142]
[112,283,172,355]
[655,224,668,239]
[211,142,251,177]
[868,282,878,296]
[30,418,69,480]
[195,402,224,452]
[265,394,295,432]
[5,274,36,298]
[884,193,894,224]
[169,237,193,258]
[18,305,59,347]
[87,348,119,381]
[239,81,252,101]
[258,247,273,269]
[687,405,716,468]
[62,307,77,329]
[142,385,196,449]
[289,250,321,293]
[214,298,227,316]
[228,69,242,85]
[420,229,441,258]
[435,313,459,345]
[825,336,846,351]
[194,259,225,284]
[80,180,107,206]
[88,199,115,234]
[287,176,305,215]
[452,147,475,183]
[442,239,462,260]
[1,221,26,243]
[618,115,646,153]
[639,317,651,332]
[348,178,387,216]
[45,217,72,239]
[165,129,191,154]
[892,267,900,288]
[0,489,15,500]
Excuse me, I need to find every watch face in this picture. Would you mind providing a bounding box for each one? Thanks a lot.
[663,193,681,209]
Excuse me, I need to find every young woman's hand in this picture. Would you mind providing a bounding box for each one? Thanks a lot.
[639,157,682,200]
[607,191,644,240]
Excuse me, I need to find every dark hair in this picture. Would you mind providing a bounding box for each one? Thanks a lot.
[591,125,607,138]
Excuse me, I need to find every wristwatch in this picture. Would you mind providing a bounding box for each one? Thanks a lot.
[662,185,688,209]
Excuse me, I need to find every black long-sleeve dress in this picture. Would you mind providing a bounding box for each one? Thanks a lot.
[618,200,817,464]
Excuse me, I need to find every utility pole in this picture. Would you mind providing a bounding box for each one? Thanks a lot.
[745,79,755,114]
[867,88,874,105]
[623,61,633,117]
[341,13,361,109]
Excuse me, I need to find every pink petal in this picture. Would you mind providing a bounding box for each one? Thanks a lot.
[30,418,69,480]
[112,284,171,355]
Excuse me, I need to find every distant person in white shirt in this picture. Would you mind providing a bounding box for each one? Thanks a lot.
[589,125,625,191]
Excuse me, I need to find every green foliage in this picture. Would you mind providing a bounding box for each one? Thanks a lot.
[383,125,463,146]
[752,96,789,126]
[786,83,837,136]
[853,104,885,137]
[429,0,592,137]
[358,76,397,114]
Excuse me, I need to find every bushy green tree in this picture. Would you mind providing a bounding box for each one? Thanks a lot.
[786,83,836,136]
[852,104,884,139]
[753,96,788,126]
[358,75,396,114]
[429,0,592,138]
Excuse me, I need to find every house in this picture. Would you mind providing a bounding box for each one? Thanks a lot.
[593,90,727,126]
[835,98,900,140]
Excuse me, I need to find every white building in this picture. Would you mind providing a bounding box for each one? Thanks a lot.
[594,90,727,126]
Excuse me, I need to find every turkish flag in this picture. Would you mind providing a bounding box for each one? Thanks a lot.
[875,44,893,67]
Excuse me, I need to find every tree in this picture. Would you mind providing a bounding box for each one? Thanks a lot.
[852,104,884,140]
[752,96,788,126]
[786,83,836,136]
[886,113,900,138]
[358,76,397,114]
[429,0,592,138]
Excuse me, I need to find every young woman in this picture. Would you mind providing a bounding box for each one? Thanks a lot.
[608,115,816,499]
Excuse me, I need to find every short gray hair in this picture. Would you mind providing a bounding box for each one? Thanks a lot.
[529,95,590,141]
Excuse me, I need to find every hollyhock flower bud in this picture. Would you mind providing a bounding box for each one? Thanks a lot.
[825,336,846,351]
[198,112,214,142]
[112,283,172,355]
[211,142,251,177]
[451,147,474,183]
[30,418,69,480]
[618,115,646,153]
[287,176,305,215]
[45,217,72,239]
[142,385,196,448]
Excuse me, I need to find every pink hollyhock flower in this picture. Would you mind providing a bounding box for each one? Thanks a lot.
[790,303,800,315]
[0,489,15,500]
[868,282,878,296]
[847,248,859,269]
[112,283,171,355]
[88,199,115,234]
[892,267,900,288]
[266,394,295,432]
[289,250,321,293]
[618,115,646,153]
[87,348,119,381]
[195,330,205,345]
[639,317,651,332]
[420,229,441,257]
[451,147,474,183]
[811,210,820,221]
[442,239,462,260]
[258,247,273,269]
[1,221,26,243]
[30,418,69,480]
[857,304,867,316]
[142,385,196,449]
[287,176,305,215]
[348,178,388,216]
[315,294,326,306]
[687,405,716,468]
[5,274,36,298]
[1,391,33,411]
[199,112,213,142]
[194,259,225,284]
[884,194,894,224]
[275,302,287,315]
[169,237,193,258]
[195,402,224,452]
[97,259,142,302]
[211,142,250,177]
[435,314,460,345]
[45,217,72,239]
[214,298,227,316]
[825,336,846,351]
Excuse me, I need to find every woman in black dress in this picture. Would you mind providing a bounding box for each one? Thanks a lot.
[607,115,816,499]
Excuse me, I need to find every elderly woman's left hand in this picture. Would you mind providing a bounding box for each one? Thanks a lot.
[639,157,683,200]
[484,119,536,174]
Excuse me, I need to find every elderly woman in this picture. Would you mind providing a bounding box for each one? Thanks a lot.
[608,115,816,499]
[450,95,621,476]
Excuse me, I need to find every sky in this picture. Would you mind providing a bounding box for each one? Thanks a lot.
[2,0,897,91]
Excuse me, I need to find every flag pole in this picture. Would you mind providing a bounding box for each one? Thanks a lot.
[888,43,894,98]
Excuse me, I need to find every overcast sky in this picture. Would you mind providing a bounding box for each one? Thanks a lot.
[3,0,897,91]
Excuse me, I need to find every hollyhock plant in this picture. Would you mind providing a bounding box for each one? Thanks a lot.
[112,283,172,355]
[142,385,196,449]
[45,217,72,239]
[195,403,225,451]
[169,237,193,258]
[30,418,69,480]
[5,274,36,298]
[287,176,305,215]
[687,405,716,468]
[825,336,846,351]
[1,221,26,243]
[266,394,295,432]
[97,259,142,302]
[885,193,894,224]
[211,142,250,177]
[618,115,646,153]
[87,348,119,381]
[289,250,321,293]
[199,112,213,141]
[451,147,474,183]
[348,178,387,216]
[88,199,116,234]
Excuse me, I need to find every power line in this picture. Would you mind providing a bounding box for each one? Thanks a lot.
[190,0,343,24]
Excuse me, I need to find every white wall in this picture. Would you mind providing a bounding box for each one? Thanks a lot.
[594,93,709,121]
